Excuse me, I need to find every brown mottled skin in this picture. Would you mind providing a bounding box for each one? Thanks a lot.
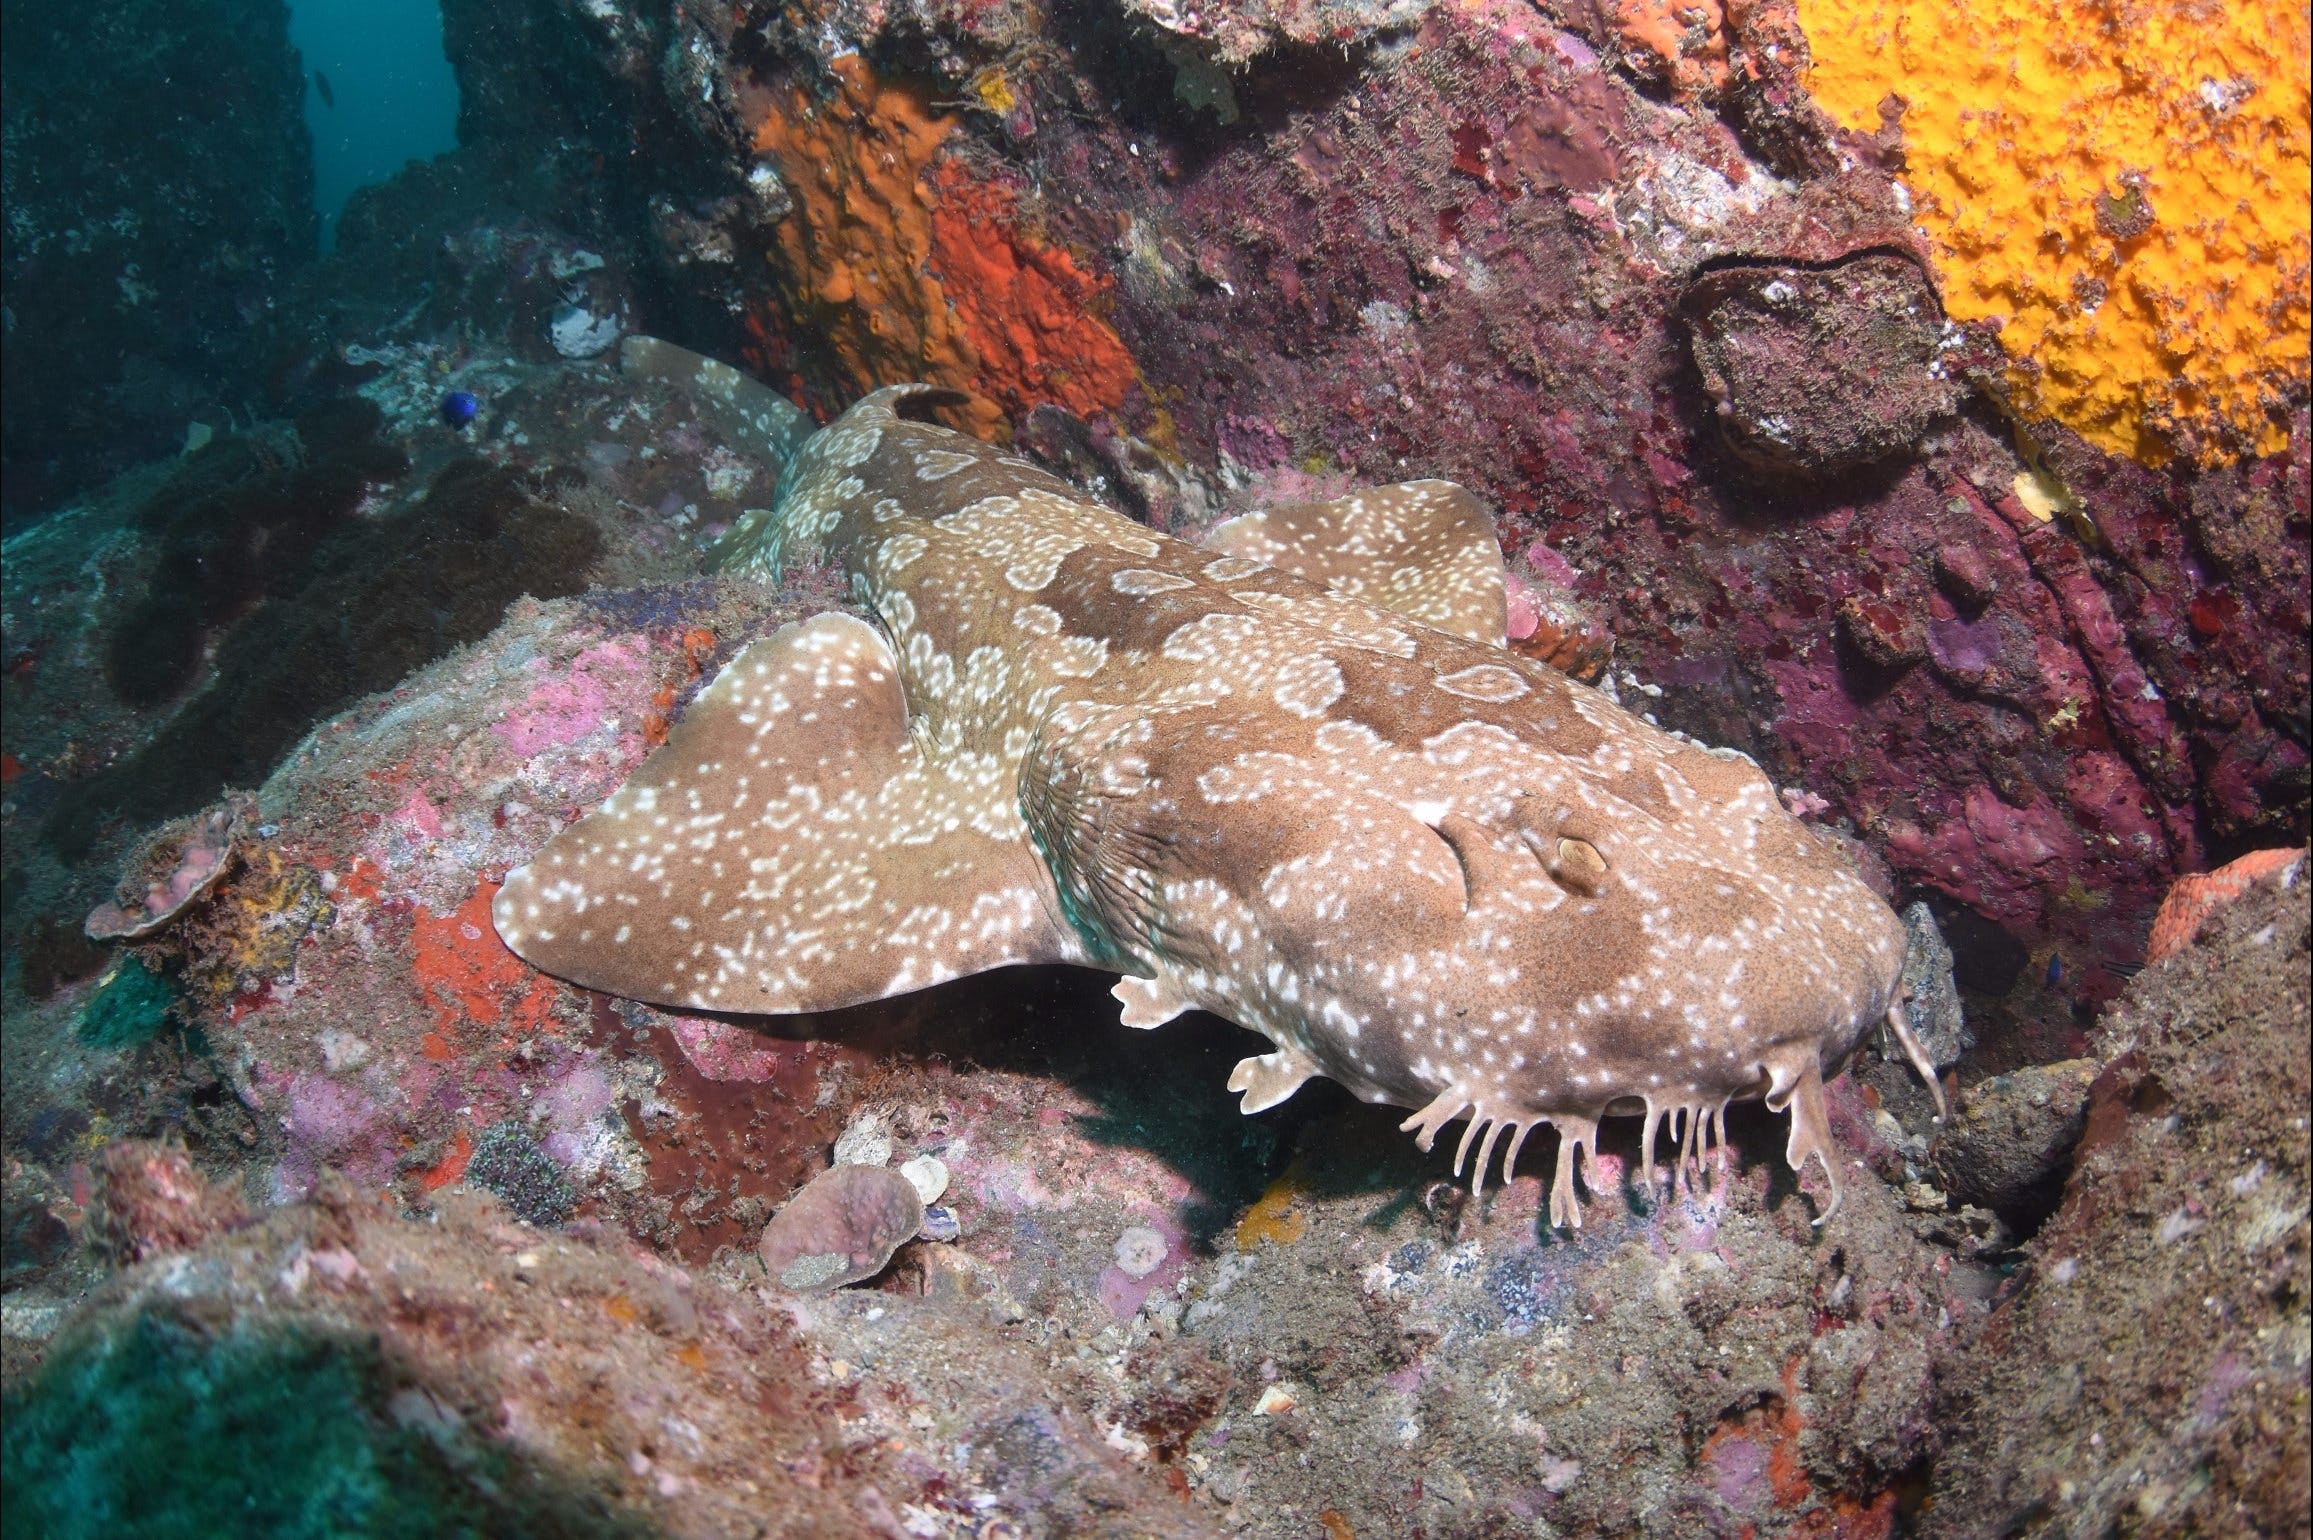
[498,367,1928,1227]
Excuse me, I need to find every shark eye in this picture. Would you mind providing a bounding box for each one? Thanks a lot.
[1547,837,1608,896]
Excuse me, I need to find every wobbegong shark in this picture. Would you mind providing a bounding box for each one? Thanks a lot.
[495,337,1943,1228]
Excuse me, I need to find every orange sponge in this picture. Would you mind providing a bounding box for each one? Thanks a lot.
[2145,847,2306,964]
[1799,0,2311,465]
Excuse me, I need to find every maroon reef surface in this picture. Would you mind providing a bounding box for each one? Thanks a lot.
[428,0,2306,1009]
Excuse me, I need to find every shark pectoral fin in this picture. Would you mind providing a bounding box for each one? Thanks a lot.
[1202,480,1510,646]
[1227,1048,1318,1114]
[1113,973,1194,1030]
[493,611,1076,1015]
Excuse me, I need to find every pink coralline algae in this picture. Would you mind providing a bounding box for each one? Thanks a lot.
[529,1062,620,1176]
[1886,789,2089,936]
[276,1072,394,1198]
[666,1014,787,1083]
[1099,1217,1189,1320]
[389,789,445,841]
[758,1162,927,1292]
[1503,558,1614,682]
[84,802,242,940]
[492,638,652,759]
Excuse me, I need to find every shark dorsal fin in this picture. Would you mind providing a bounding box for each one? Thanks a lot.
[1201,480,1509,647]
[493,612,1077,1014]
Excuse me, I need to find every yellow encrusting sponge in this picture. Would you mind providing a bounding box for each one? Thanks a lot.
[1797,0,2310,465]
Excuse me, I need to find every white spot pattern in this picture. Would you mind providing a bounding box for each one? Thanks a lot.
[1435,663,1531,702]
[498,375,1915,1235]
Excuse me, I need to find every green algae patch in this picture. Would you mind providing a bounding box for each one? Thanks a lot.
[0,1305,649,1540]
[75,961,180,1051]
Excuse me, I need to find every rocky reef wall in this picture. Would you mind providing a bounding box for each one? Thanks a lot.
[0,0,316,527]
[2,2,2307,1535]
[422,0,2307,1012]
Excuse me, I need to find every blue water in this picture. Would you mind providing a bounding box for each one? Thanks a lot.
[288,0,461,248]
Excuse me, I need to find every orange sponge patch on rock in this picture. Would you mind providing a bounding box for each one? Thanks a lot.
[1799,0,2311,465]
[2145,847,2307,964]
[928,162,1138,423]
[750,56,1137,438]
[411,880,560,1052]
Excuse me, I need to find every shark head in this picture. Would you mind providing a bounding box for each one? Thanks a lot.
[1026,646,1909,1228]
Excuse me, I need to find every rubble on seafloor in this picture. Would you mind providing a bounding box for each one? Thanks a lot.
[1,0,2307,1530]
[1930,873,2312,1535]
[4,1158,1214,1539]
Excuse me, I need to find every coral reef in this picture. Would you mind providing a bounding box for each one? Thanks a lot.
[2,0,2308,1527]
[1503,552,1613,682]
[1156,1095,1961,1535]
[464,1120,580,1228]
[1121,0,1438,67]
[1799,0,2312,464]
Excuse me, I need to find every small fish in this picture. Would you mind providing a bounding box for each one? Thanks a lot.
[438,390,480,429]
[312,69,334,109]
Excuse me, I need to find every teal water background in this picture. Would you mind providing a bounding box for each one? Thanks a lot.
[288,0,460,247]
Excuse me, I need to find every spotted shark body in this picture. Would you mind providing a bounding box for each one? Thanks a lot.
[496,345,1939,1227]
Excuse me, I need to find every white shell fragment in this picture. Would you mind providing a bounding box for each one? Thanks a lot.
[899,1155,949,1205]
[1253,1384,1300,1416]
[549,303,621,359]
